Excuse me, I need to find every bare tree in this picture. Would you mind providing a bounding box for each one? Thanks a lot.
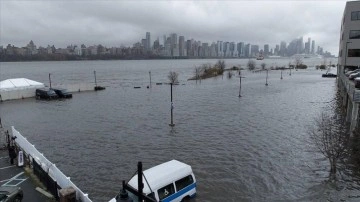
[261,63,266,70]
[309,111,349,176]
[227,70,233,79]
[247,59,256,71]
[215,60,226,74]
[194,66,203,81]
[168,71,179,84]
[294,56,303,69]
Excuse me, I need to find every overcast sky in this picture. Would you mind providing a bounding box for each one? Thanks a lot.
[0,0,348,56]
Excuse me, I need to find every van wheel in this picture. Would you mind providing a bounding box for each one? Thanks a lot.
[14,196,22,202]
[181,196,191,202]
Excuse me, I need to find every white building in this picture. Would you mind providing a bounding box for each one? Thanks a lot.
[338,1,360,73]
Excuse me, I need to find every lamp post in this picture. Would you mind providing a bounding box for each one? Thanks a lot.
[149,71,152,88]
[238,70,245,97]
[344,41,352,72]
[49,73,52,88]
[265,69,269,86]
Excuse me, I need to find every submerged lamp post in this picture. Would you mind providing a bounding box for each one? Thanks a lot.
[265,69,269,86]
[149,71,152,88]
[239,70,245,97]
[169,83,175,127]
[94,70,97,87]
[49,73,52,88]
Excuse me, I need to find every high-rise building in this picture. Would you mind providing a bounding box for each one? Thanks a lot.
[311,40,315,54]
[217,41,223,57]
[245,43,251,58]
[264,44,269,56]
[146,32,151,51]
[280,41,287,56]
[250,45,259,57]
[237,42,245,57]
[179,36,185,57]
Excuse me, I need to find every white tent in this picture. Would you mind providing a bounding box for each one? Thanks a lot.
[0,78,45,101]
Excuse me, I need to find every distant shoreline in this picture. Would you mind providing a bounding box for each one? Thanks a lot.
[0,55,336,62]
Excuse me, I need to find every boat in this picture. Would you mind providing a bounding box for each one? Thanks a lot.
[322,73,337,78]
[256,55,264,60]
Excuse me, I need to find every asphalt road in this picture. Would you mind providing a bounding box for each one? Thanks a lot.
[0,149,51,202]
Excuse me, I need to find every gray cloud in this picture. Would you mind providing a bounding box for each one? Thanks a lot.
[0,0,347,55]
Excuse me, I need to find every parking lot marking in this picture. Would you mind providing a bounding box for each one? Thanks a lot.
[0,165,15,170]
[1,172,28,187]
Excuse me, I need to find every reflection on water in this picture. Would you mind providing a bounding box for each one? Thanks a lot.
[1,58,359,202]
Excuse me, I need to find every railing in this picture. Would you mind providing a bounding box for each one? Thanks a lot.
[339,71,360,103]
[11,126,92,202]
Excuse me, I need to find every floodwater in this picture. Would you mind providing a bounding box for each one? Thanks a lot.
[1,58,360,202]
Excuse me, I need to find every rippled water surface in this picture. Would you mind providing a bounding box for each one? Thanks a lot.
[1,58,360,202]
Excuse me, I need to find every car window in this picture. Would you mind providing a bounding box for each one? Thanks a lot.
[157,183,175,200]
[175,175,194,191]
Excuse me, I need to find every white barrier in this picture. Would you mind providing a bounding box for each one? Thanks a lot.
[11,126,92,202]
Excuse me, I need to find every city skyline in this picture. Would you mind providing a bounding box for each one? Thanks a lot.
[1,1,347,56]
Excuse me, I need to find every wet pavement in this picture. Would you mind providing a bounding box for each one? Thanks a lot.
[0,149,51,202]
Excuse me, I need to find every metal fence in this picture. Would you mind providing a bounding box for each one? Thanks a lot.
[11,127,92,202]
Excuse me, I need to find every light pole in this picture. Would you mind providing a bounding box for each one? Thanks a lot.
[344,42,352,72]
[94,71,97,87]
[238,70,245,97]
[49,73,52,88]
[265,69,269,86]
[169,83,175,127]
[149,71,152,88]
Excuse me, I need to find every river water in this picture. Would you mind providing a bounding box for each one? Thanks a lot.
[1,58,360,202]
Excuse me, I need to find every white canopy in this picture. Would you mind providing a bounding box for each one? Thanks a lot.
[0,78,44,90]
[0,78,45,101]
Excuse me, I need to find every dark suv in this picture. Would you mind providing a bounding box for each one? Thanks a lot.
[35,88,58,99]
[51,88,72,98]
[0,186,23,202]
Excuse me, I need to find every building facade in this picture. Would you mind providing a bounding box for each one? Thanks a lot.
[337,1,360,133]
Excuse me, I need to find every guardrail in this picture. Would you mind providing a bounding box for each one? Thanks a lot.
[11,126,92,202]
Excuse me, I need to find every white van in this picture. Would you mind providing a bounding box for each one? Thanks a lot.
[123,159,197,202]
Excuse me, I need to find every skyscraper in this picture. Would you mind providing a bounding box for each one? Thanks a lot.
[179,36,185,56]
[264,44,269,56]
[146,32,151,51]
[311,40,315,54]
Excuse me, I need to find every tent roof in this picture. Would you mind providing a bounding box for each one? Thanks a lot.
[0,78,44,90]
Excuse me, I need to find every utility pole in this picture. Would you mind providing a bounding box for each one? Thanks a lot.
[281,69,283,79]
[169,83,175,127]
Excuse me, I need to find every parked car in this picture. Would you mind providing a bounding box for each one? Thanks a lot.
[35,88,58,99]
[346,69,360,77]
[349,72,360,80]
[51,88,72,98]
[355,77,360,89]
[0,186,23,202]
